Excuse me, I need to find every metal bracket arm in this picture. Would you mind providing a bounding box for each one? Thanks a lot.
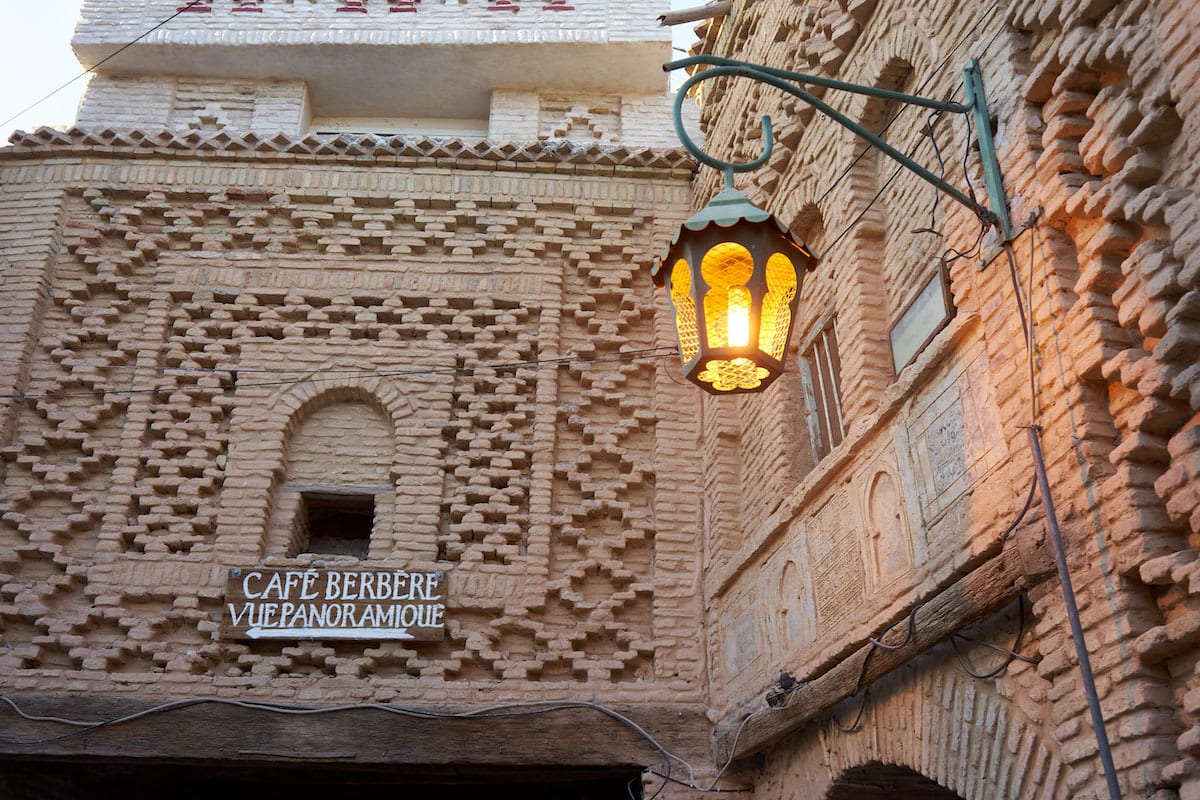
[665,55,1013,237]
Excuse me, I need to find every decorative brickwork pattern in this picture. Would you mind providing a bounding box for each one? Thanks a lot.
[437,299,539,565]
[1005,1,1200,796]
[0,190,151,670]
[689,0,1200,796]
[6,127,693,171]
[0,141,698,700]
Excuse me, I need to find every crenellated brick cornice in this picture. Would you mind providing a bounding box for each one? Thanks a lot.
[2,126,696,174]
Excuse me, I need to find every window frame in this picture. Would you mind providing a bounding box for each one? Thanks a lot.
[799,317,846,461]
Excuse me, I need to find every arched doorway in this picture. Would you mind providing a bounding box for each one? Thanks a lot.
[826,762,965,799]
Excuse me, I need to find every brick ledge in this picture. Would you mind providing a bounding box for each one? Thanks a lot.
[2,127,696,173]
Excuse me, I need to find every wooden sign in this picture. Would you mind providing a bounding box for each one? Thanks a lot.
[220,567,445,642]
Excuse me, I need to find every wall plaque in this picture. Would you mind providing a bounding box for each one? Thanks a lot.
[220,567,445,641]
[806,494,865,630]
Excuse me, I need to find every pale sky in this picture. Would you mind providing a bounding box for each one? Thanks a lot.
[0,0,697,144]
[0,0,87,143]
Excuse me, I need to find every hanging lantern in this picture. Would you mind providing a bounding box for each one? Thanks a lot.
[652,184,816,394]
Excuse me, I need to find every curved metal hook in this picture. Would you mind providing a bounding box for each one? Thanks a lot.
[673,66,774,174]
[667,61,993,221]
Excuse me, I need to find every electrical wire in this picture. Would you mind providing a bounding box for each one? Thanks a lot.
[0,347,680,402]
[806,10,1010,259]
[2,694,704,799]
[0,695,697,789]
[786,0,1001,240]
[909,110,948,237]
[645,771,751,794]
[951,595,1038,680]
[1,1,210,133]
[826,603,921,733]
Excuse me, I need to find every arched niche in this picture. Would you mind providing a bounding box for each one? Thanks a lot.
[267,387,398,561]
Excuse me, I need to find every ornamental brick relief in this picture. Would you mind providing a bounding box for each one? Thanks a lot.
[691,0,1200,794]
[1007,0,1200,794]
[0,158,697,695]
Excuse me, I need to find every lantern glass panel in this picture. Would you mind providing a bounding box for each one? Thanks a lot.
[761,252,798,359]
[700,242,754,349]
[669,258,700,361]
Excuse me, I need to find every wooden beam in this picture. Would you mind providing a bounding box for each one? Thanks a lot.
[658,1,732,27]
[714,529,1053,762]
[0,695,711,771]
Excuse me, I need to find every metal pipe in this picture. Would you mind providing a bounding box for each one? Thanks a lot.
[658,1,731,26]
[963,60,1014,239]
[1027,426,1124,800]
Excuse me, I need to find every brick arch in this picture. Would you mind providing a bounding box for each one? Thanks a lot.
[270,375,416,442]
[811,658,1067,800]
[822,19,946,429]
[215,373,424,561]
[243,375,417,484]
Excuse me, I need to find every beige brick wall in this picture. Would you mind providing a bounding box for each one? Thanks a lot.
[0,136,704,712]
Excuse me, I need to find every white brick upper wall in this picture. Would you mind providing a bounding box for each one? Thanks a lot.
[68,0,683,143]
[71,0,675,123]
[73,0,671,54]
[77,76,310,136]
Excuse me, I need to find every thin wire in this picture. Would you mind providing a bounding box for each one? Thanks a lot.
[0,695,692,786]
[807,9,1008,254]
[909,110,947,236]
[793,0,1001,229]
[820,164,903,256]
[1,1,209,133]
[646,770,751,793]
[0,348,680,402]
[700,714,754,792]
[952,595,1038,680]
[830,604,921,733]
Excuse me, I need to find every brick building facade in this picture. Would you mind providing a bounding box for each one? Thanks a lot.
[1,0,1199,798]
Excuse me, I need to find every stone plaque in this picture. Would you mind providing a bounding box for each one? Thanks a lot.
[889,267,953,374]
[221,567,445,641]
[807,494,865,629]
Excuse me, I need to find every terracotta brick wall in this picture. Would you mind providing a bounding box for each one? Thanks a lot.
[692,0,1200,797]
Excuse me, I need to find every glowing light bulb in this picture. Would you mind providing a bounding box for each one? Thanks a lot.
[728,287,750,348]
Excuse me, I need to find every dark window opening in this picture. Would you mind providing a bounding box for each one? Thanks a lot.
[301,491,374,558]
[827,762,965,799]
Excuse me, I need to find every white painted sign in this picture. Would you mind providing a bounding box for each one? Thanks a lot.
[220,567,446,642]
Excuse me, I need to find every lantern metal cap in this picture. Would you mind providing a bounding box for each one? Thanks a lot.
[651,184,814,287]
[682,184,772,228]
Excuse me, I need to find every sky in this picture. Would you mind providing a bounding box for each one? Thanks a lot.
[0,0,87,143]
[0,0,698,145]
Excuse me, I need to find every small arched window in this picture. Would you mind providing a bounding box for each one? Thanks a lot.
[270,395,394,559]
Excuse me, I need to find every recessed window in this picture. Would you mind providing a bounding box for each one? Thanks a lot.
[300,492,374,558]
[801,321,845,460]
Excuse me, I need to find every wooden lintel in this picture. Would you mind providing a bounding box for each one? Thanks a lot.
[715,530,1052,762]
[658,1,732,26]
[0,695,711,771]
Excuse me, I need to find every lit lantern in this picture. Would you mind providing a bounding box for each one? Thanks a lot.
[652,184,816,394]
